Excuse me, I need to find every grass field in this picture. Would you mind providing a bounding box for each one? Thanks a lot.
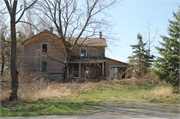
[1,76,179,117]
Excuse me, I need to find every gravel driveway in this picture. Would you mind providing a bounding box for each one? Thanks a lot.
[1,101,179,119]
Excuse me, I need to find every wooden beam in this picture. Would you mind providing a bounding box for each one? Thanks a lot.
[67,64,69,77]
[79,63,81,78]
[102,62,104,78]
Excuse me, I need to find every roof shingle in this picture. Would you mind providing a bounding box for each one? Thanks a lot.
[21,30,107,47]
[65,37,107,47]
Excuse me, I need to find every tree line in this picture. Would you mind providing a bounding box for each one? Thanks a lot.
[128,6,180,93]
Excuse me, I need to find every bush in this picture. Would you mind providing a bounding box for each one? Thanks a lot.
[172,86,180,94]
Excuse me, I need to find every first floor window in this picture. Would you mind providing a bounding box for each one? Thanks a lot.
[83,64,90,74]
[73,63,79,77]
[41,61,47,72]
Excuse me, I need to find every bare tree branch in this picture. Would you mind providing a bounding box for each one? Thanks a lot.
[18,21,39,32]
[15,0,38,24]
[43,54,65,64]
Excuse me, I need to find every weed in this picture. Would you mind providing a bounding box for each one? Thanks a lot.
[1,74,179,117]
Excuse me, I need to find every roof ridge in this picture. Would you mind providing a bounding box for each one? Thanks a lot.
[21,30,60,45]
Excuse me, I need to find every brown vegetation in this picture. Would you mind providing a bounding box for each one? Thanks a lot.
[1,73,98,102]
[133,72,158,85]
[0,72,163,102]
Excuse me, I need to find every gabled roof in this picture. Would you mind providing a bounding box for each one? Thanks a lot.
[21,30,61,45]
[65,37,107,47]
[105,57,128,65]
[22,30,107,47]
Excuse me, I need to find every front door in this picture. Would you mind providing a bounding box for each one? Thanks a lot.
[73,63,79,78]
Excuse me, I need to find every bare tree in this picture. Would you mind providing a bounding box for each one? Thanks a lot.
[0,22,8,77]
[142,18,158,56]
[35,0,118,82]
[3,0,37,101]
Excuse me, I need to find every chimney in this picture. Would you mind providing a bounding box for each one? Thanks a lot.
[50,27,53,33]
[99,31,102,38]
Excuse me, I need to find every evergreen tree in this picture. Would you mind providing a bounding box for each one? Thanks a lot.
[152,8,180,92]
[128,33,153,77]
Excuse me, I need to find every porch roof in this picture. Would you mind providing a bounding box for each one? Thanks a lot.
[69,58,105,63]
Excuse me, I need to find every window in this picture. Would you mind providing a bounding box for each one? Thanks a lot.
[73,63,79,77]
[42,44,47,53]
[80,47,87,57]
[83,64,90,74]
[41,61,47,72]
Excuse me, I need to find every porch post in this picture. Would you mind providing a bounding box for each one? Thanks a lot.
[67,64,69,77]
[102,62,104,78]
[79,63,81,78]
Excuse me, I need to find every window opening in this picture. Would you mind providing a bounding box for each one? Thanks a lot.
[80,47,87,57]
[83,64,90,74]
[42,44,47,53]
[41,61,47,72]
[73,63,79,77]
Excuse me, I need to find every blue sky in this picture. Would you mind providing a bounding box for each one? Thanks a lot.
[105,0,179,63]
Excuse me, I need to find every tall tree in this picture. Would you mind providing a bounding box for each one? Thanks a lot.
[152,7,180,92]
[128,33,153,77]
[3,0,37,101]
[142,18,158,57]
[0,26,7,77]
[35,0,118,82]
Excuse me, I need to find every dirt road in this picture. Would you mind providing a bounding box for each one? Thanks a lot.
[1,101,179,119]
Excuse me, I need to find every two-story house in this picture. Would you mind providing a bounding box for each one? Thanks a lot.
[66,36,106,79]
[22,30,128,80]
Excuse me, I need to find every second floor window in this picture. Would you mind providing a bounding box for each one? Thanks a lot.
[80,47,87,57]
[42,44,47,53]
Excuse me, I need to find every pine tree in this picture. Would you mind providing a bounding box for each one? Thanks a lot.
[128,33,153,77]
[152,8,180,92]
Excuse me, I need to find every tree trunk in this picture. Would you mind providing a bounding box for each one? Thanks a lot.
[1,50,5,77]
[62,45,73,83]
[63,64,68,82]
[1,32,5,77]
[9,13,18,101]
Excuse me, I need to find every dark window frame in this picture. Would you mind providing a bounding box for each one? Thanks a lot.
[73,63,79,78]
[80,47,87,57]
[42,44,48,53]
[83,64,90,74]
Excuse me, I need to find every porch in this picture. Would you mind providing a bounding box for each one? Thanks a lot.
[67,58,105,79]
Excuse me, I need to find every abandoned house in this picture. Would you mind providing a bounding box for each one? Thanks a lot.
[21,30,128,80]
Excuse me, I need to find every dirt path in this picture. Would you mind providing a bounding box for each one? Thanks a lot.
[1,101,179,119]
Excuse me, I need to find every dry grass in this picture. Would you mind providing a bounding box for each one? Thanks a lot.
[152,86,173,97]
[133,72,159,85]
[0,73,99,101]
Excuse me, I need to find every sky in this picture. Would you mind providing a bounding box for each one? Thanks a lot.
[105,0,180,63]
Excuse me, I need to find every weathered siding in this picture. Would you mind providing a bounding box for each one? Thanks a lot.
[105,58,128,77]
[71,47,105,58]
[68,63,102,79]
[23,33,65,79]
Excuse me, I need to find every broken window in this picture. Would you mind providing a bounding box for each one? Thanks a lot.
[80,47,87,57]
[83,64,90,74]
[41,61,47,72]
[42,44,47,53]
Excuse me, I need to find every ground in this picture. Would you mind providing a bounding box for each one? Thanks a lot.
[1,75,179,118]
[1,102,179,119]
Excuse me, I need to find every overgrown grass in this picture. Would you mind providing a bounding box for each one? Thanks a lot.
[1,74,179,117]
[1,100,100,116]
